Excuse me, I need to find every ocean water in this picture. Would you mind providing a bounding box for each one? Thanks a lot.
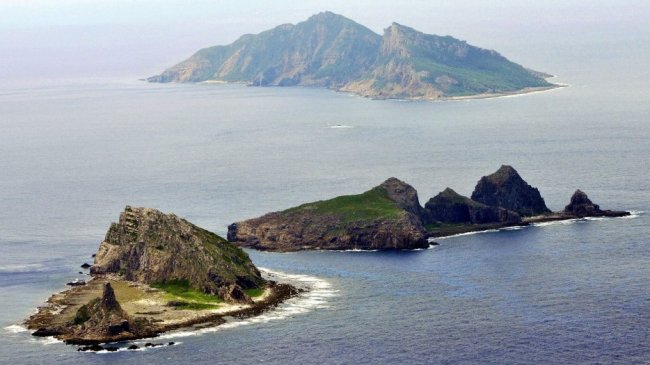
[2,47,650,364]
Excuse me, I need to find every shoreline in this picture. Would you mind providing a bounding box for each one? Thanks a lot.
[426,210,631,241]
[180,79,568,102]
[25,275,300,346]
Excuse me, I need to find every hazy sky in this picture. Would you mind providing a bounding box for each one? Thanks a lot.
[1,0,648,82]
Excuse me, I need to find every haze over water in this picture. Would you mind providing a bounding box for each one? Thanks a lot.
[1,1,649,364]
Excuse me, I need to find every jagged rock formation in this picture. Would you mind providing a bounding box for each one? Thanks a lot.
[91,206,264,303]
[471,165,551,217]
[564,190,630,218]
[228,178,429,251]
[67,283,151,342]
[424,188,521,224]
[148,12,554,99]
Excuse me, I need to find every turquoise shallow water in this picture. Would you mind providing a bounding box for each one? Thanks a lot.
[0,63,649,364]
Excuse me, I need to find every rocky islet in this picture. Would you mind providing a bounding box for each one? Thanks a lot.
[229,165,629,251]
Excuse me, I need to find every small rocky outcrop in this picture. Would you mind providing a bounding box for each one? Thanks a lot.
[471,165,551,217]
[379,177,426,217]
[564,190,630,218]
[91,206,264,303]
[424,188,521,224]
[68,283,140,340]
[228,178,429,251]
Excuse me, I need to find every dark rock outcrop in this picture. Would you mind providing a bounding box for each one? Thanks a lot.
[91,206,264,303]
[471,165,551,216]
[54,283,156,344]
[564,190,630,218]
[424,188,521,224]
[228,178,429,251]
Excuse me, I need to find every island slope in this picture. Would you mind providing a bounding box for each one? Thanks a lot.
[148,12,556,100]
[228,178,429,251]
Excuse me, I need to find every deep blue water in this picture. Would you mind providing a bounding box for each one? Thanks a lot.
[1,59,649,364]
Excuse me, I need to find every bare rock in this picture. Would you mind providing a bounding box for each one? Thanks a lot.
[471,165,551,217]
[424,188,521,224]
[90,206,265,302]
[564,190,630,218]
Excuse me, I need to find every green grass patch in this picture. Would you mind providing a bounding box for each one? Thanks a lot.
[151,279,223,304]
[290,187,403,223]
[244,288,264,298]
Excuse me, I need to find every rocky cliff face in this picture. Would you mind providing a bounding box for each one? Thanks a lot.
[471,165,551,217]
[228,178,429,251]
[424,188,521,224]
[148,12,553,99]
[91,206,264,302]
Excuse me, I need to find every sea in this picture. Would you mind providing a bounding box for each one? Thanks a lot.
[1,38,650,365]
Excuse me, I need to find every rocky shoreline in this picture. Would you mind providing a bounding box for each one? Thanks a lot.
[25,207,301,347]
[26,276,299,346]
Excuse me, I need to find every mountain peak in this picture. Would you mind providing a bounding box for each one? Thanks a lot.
[306,11,354,25]
[149,12,555,99]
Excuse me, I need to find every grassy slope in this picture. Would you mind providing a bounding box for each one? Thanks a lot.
[151,279,223,310]
[287,187,404,223]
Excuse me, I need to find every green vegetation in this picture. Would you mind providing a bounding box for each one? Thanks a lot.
[244,288,264,298]
[151,279,223,306]
[72,299,96,325]
[290,187,403,223]
[150,12,552,99]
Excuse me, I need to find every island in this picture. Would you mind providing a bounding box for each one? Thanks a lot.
[25,206,298,349]
[147,11,560,100]
[228,165,629,251]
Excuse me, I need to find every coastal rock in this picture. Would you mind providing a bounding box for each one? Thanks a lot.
[228,178,429,251]
[379,177,426,217]
[424,188,521,224]
[471,165,551,216]
[218,284,253,304]
[564,190,630,218]
[90,206,264,302]
[65,283,152,343]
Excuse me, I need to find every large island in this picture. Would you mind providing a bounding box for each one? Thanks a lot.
[148,12,560,100]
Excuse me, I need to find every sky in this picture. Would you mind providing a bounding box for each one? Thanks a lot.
[0,0,648,82]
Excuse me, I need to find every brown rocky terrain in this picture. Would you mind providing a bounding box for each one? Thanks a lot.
[26,207,299,346]
[228,178,429,251]
[91,206,264,302]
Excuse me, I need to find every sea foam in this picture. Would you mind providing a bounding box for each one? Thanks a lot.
[156,268,337,340]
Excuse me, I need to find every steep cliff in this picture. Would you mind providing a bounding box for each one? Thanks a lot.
[91,206,264,302]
